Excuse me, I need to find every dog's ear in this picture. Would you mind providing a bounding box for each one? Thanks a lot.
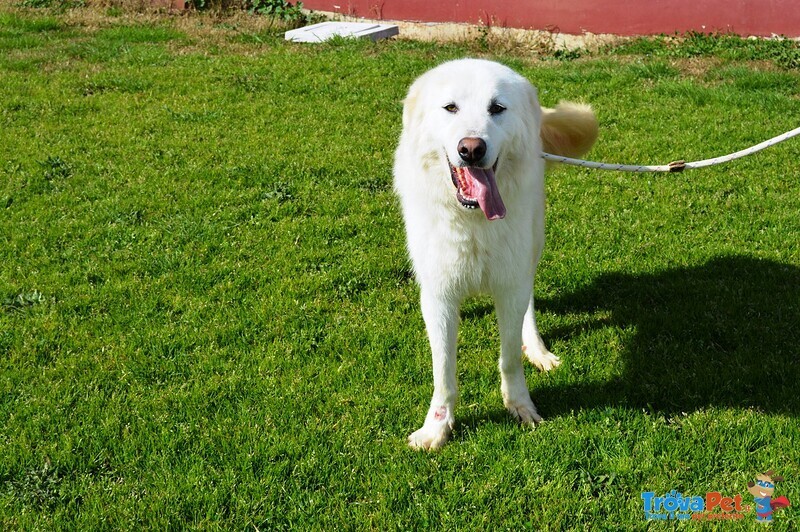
[402,77,426,130]
[540,102,598,159]
[524,83,543,131]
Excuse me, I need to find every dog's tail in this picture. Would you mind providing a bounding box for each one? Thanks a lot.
[540,102,598,165]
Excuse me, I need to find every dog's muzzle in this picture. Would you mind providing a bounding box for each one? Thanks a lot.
[447,140,505,220]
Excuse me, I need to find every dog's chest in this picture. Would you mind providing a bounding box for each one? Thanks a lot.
[418,209,534,294]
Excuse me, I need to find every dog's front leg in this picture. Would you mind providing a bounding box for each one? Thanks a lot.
[496,290,542,425]
[408,288,458,451]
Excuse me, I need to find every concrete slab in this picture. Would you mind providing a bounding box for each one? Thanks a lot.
[285,21,399,43]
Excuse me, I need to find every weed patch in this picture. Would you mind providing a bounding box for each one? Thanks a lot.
[2,290,46,312]
[610,31,800,70]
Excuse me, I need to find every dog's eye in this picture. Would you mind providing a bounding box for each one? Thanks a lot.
[443,103,459,114]
[488,102,506,115]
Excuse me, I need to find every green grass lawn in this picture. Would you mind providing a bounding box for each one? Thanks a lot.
[2,5,800,529]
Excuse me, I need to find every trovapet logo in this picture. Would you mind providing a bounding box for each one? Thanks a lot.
[642,471,791,522]
[641,491,745,521]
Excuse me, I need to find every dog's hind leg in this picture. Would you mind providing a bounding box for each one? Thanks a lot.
[408,289,459,451]
[496,290,543,425]
[522,295,561,371]
[522,208,561,372]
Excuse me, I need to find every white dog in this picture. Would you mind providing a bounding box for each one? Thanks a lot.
[393,59,598,450]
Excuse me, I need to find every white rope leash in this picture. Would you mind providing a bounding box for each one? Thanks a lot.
[541,125,800,172]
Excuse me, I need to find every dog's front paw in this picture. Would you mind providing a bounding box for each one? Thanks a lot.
[504,396,543,426]
[408,406,453,451]
[408,424,451,451]
[523,344,561,372]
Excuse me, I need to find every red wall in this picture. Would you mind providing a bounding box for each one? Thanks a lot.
[302,0,800,37]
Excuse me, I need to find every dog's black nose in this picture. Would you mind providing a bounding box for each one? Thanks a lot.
[457,137,487,164]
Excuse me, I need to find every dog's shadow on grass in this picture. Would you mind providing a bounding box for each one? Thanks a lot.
[532,254,800,417]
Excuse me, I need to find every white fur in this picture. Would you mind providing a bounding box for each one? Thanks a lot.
[393,59,597,450]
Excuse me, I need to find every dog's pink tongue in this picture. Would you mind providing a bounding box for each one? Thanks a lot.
[465,167,506,220]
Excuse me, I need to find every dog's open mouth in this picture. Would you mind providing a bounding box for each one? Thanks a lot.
[448,158,506,220]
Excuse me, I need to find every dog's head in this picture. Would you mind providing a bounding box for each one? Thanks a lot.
[401,59,541,220]
[399,59,598,221]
